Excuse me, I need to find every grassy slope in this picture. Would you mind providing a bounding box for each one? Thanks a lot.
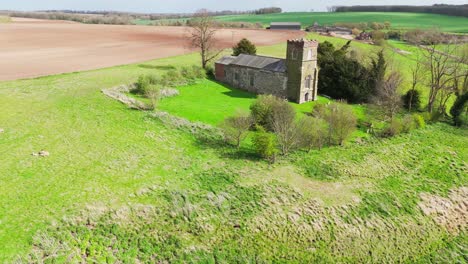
[0,39,467,261]
[216,12,468,33]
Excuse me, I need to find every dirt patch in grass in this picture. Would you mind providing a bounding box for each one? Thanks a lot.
[419,187,468,233]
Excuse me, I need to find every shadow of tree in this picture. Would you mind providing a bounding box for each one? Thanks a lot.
[138,64,176,70]
[193,133,260,162]
[212,81,257,99]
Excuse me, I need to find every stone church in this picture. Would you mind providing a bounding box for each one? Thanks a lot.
[215,39,319,104]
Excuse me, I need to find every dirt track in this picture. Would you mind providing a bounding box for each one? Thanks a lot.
[0,18,304,81]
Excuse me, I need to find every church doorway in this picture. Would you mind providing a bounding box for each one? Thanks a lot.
[305,92,309,102]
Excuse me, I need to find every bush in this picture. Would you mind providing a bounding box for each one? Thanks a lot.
[401,115,416,133]
[386,30,402,40]
[270,100,299,155]
[298,116,329,151]
[163,69,183,85]
[351,28,361,36]
[219,111,253,148]
[250,95,282,131]
[450,92,468,127]
[205,65,215,79]
[252,126,278,163]
[412,114,426,129]
[402,90,421,111]
[145,85,161,110]
[371,22,385,30]
[381,118,402,137]
[313,102,357,145]
[421,112,432,123]
[135,74,158,94]
[232,38,257,56]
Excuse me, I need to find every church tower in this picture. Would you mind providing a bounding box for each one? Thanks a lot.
[286,39,319,104]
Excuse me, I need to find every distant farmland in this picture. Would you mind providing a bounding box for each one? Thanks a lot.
[216,12,468,33]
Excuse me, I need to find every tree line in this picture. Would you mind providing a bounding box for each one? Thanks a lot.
[334,4,468,18]
[5,7,282,25]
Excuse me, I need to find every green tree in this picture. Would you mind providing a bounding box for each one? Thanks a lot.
[232,38,257,56]
[402,90,421,111]
[250,95,280,131]
[450,92,468,127]
[252,126,278,163]
[369,50,387,96]
[317,41,375,103]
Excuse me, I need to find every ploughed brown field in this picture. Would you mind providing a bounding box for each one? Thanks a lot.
[0,18,304,81]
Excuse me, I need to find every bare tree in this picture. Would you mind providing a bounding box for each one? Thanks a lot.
[408,53,423,111]
[313,102,357,146]
[298,116,328,151]
[420,41,467,113]
[271,100,300,155]
[188,9,223,69]
[373,71,404,120]
[219,110,253,148]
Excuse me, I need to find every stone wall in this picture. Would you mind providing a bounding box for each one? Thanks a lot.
[223,65,288,98]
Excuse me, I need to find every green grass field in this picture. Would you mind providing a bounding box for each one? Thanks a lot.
[216,12,468,33]
[135,12,468,33]
[1,34,467,261]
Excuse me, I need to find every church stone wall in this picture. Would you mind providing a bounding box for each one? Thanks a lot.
[223,65,288,98]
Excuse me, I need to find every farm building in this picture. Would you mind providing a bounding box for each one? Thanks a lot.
[269,22,302,30]
[307,25,352,35]
[215,39,319,104]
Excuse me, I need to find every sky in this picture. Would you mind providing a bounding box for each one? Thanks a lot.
[1,0,467,13]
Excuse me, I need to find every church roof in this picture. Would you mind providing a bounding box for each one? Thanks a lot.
[218,54,286,73]
[216,56,237,65]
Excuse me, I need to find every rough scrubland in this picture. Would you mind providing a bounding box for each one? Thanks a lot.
[0,31,467,263]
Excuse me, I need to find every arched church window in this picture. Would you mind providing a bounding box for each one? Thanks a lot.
[305,75,312,89]
[291,49,298,60]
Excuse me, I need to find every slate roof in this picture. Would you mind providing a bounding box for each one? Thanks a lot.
[218,54,286,73]
[216,56,236,65]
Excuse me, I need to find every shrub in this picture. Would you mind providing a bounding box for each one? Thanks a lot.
[134,75,152,94]
[145,85,161,110]
[386,30,402,40]
[313,102,357,145]
[402,90,421,111]
[250,95,282,131]
[401,115,416,133]
[381,118,402,137]
[219,110,253,148]
[298,116,329,151]
[450,92,468,127]
[232,38,257,56]
[420,112,432,123]
[371,22,385,30]
[412,114,426,129]
[191,65,206,79]
[351,28,361,36]
[164,69,183,85]
[205,65,215,79]
[252,126,278,163]
[270,100,299,155]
